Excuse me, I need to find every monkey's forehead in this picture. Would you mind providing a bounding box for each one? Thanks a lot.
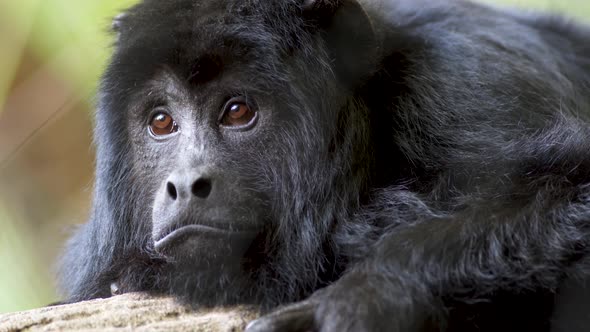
[101,1,310,111]
[117,0,305,45]
[111,0,307,75]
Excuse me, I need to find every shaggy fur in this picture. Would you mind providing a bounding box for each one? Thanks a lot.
[59,0,590,331]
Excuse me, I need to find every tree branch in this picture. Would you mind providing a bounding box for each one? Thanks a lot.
[0,293,258,332]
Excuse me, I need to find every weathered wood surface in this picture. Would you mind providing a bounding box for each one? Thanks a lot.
[0,293,257,332]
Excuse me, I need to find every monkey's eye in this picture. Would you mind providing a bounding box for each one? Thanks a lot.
[221,98,256,128]
[149,112,178,137]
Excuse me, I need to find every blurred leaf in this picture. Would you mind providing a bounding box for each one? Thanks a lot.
[0,0,138,108]
[0,0,41,111]
[0,204,55,313]
[481,0,590,20]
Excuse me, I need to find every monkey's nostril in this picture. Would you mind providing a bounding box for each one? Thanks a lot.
[167,182,178,200]
[192,179,212,199]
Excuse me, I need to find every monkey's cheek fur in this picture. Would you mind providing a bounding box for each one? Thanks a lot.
[154,224,258,260]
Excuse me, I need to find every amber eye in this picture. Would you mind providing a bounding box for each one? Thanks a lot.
[149,112,178,137]
[222,100,256,127]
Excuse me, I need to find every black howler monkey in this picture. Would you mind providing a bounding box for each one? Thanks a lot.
[59,0,590,331]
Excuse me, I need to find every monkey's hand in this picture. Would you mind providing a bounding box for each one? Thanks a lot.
[244,273,435,332]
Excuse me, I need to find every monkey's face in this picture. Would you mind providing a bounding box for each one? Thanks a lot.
[105,0,347,267]
[137,70,274,261]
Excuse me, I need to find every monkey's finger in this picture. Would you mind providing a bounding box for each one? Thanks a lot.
[245,301,316,332]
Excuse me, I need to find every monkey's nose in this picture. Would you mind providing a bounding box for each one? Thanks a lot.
[165,171,213,202]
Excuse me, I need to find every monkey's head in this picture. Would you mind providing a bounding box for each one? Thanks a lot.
[93,0,376,305]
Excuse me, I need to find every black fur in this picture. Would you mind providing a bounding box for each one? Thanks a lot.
[59,0,590,331]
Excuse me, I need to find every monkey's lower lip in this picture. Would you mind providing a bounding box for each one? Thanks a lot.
[153,224,257,254]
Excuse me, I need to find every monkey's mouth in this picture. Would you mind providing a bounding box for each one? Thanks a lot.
[153,224,258,257]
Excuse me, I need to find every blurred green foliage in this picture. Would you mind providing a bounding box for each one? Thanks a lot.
[0,0,588,315]
[0,0,138,111]
[486,0,590,16]
[0,0,137,313]
[0,204,55,313]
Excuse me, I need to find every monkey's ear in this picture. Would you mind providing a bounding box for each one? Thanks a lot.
[303,0,379,87]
